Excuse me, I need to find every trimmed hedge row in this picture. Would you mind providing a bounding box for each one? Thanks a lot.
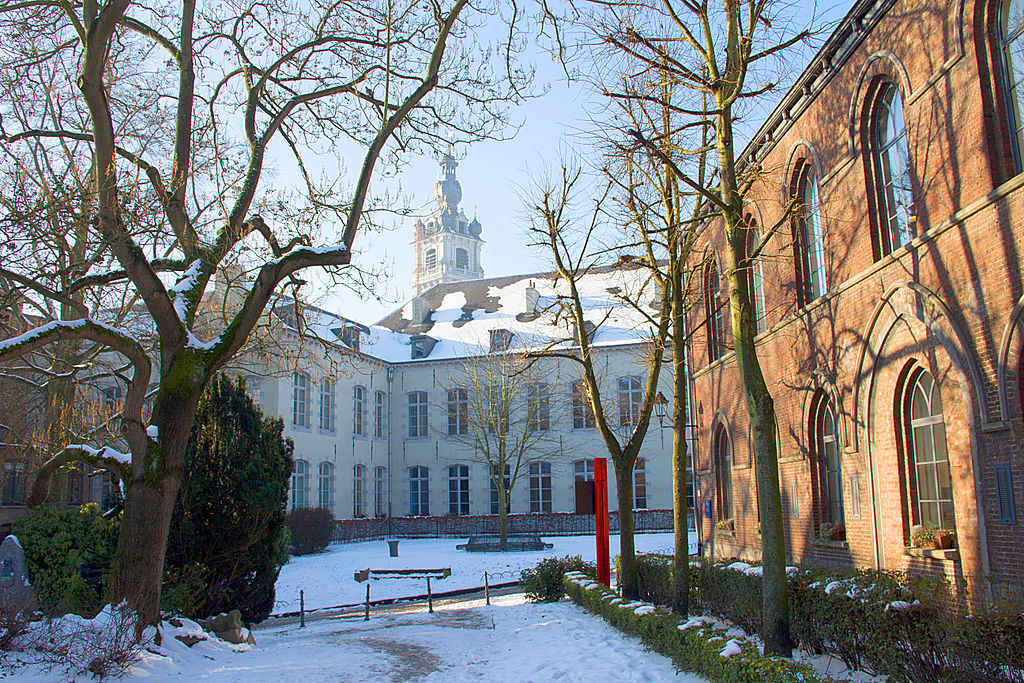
[632,554,1024,683]
[563,572,836,683]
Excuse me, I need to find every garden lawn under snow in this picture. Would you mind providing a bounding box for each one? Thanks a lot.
[273,532,694,614]
[129,593,707,682]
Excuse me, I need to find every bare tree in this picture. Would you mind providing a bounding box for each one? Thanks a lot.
[440,346,561,549]
[0,0,524,626]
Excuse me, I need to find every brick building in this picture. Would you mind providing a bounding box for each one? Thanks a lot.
[689,0,1024,595]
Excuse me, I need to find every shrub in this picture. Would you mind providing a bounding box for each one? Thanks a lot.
[520,555,596,602]
[286,507,334,556]
[162,373,293,623]
[13,504,118,616]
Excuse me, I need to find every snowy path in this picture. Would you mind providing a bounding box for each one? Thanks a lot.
[131,594,706,682]
[274,531,695,613]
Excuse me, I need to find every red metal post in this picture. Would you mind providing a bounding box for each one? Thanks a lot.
[594,457,610,586]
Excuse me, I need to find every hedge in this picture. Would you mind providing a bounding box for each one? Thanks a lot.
[563,571,837,683]
[630,554,1024,683]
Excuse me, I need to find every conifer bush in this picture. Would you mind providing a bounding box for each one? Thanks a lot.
[520,555,596,602]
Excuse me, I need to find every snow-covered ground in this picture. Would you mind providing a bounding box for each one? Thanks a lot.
[132,594,705,682]
[273,531,695,614]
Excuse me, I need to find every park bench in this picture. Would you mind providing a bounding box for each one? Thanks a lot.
[456,535,553,552]
[353,567,451,619]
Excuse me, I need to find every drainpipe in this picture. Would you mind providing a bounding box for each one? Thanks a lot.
[387,364,395,517]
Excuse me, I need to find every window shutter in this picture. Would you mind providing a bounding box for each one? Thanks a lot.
[995,463,1016,525]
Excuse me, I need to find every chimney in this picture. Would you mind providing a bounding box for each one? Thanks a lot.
[410,296,430,324]
[524,285,539,315]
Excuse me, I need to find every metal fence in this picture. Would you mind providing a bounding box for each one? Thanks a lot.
[332,508,674,544]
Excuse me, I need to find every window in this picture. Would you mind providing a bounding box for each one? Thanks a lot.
[486,386,508,435]
[871,83,916,255]
[490,463,511,514]
[319,462,335,510]
[633,458,647,509]
[374,466,387,516]
[245,376,264,405]
[527,382,550,432]
[573,459,594,481]
[529,462,553,513]
[903,369,955,532]
[408,391,428,438]
[618,377,642,429]
[811,392,845,535]
[291,459,309,509]
[67,469,85,506]
[746,222,767,334]
[447,388,468,435]
[1002,0,1024,171]
[409,466,429,516]
[292,372,311,428]
[714,425,733,520]
[353,385,366,436]
[571,381,596,429]
[456,247,469,269]
[705,262,726,362]
[353,464,365,517]
[320,379,336,432]
[425,248,436,270]
[448,464,470,515]
[794,162,827,304]
[374,391,386,439]
[1,462,26,506]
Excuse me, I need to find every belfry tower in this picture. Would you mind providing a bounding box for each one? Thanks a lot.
[411,154,484,295]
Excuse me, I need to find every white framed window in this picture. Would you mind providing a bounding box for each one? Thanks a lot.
[873,84,915,255]
[571,380,595,429]
[353,464,366,517]
[573,459,594,481]
[448,464,470,515]
[292,372,311,428]
[320,379,336,433]
[409,466,429,516]
[1003,0,1024,171]
[292,459,309,509]
[408,391,428,438]
[527,382,550,432]
[374,466,387,516]
[374,390,386,439]
[746,224,767,334]
[447,388,468,435]
[318,461,335,510]
[353,385,366,436]
[633,457,647,509]
[796,162,827,302]
[618,377,642,429]
[490,463,511,514]
[529,462,552,513]
[905,369,955,532]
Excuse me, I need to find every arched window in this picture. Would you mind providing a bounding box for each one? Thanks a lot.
[903,369,955,532]
[374,390,386,439]
[319,462,335,511]
[705,262,726,362]
[1002,0,1024,171]
[448,464,470,515]
[793,162,826,304]
[871,83,916,255]
[456,247,469,269]
[714,424,733,520]
[291,459,309,510]
[374,466,387,516]
[810,392,845,537]
[352,464,365,517]
[409,466,429,516]
[746,220,767,334]
[633,457,647,509]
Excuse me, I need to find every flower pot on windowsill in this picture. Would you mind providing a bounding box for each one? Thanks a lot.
[715,518,734,533]
[910,525,955,550]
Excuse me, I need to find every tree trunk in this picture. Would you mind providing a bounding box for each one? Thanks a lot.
[614,462,639,599]
[671,278,690,615]
[498,485,509,551]
[717,102,793,657]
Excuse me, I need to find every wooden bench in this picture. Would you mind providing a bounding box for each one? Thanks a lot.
[353,567,452,618]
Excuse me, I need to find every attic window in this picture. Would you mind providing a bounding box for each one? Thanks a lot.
[340,327,360,352]
[410,334,436,359]
[489,328,513,352]
[572,321,597,345]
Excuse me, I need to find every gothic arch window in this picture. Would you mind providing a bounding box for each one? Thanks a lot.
[745,217,767,334]
[870,83,916,256]
[456,247,469,269]
[1002,0,1024,172]
[705,261,726,363]
[792,161,826,306]
[810,391,845,537]
[901,367,956,534]
[713,423,733,520]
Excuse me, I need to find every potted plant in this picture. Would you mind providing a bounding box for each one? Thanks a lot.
[910,524,955,549]
[715,518,734,532]
[813,521,845,546]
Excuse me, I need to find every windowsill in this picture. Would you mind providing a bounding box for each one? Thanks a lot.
[903,546,959,561]
[319,429,336,436]
[715,529,736,537]
[815,540,850,550]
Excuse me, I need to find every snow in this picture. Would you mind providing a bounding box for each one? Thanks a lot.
[65,444,131,465]
[146,425,158,439]
[273,532,693,613]
[0,318,138,354]
[719,638,743,657]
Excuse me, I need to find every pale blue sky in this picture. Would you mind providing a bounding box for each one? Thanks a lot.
[322,0,846,325]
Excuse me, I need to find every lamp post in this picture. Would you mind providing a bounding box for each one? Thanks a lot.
[653,391,669,429]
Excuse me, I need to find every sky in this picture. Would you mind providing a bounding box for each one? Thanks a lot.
[321,0,849,326]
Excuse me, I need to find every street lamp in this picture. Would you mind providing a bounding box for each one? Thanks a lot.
[653,391,669,428]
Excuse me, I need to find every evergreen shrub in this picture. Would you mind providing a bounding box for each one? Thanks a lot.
[520,555,596,602]
[286,507,334,555]
[13,503,118,616]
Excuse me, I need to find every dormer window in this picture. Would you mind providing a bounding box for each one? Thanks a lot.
[410,334,437,359]
[489,328,513,352]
